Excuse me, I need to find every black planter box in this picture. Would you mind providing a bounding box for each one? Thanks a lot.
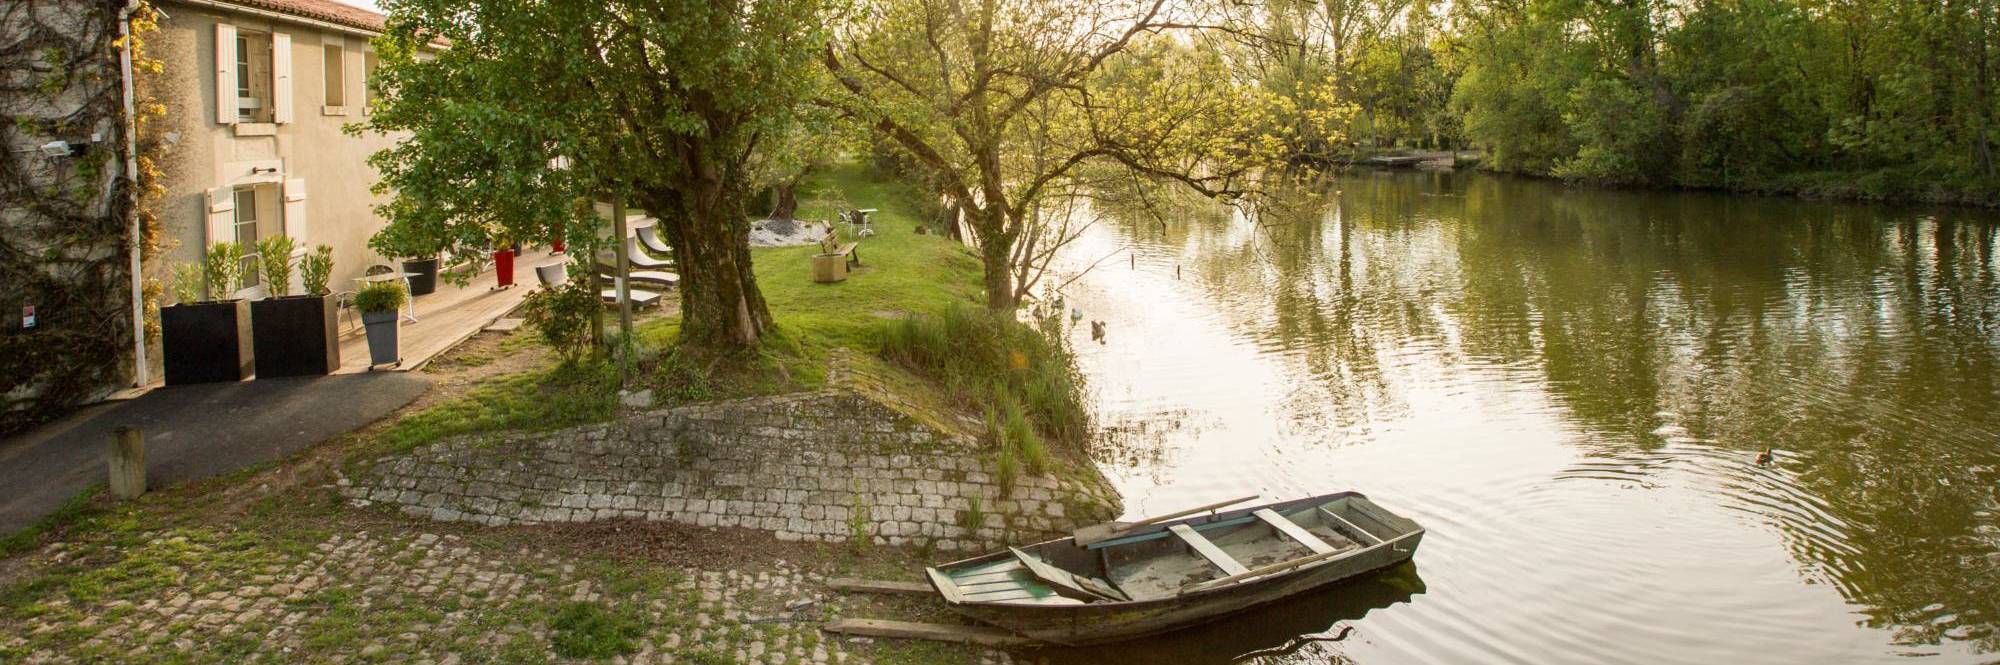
[402,257,439,296]
[161,299,252,385]
[251,294,340,378]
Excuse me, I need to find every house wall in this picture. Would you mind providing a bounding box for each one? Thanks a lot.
[0,1,136,434]
[150,2,401,303]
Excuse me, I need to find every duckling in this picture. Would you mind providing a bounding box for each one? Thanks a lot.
[1090,320,1106,343]
[1755,448,1774,466]
[1070,306,1083,322]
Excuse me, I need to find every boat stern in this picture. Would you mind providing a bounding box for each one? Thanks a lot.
[924,566,965,604]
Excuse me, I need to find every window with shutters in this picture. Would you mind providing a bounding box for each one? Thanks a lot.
[231,184,285,292]
[235,31,275,123]
[323,43,346,107]
[234,188,261,288]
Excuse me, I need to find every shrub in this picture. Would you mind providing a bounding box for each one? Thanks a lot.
[880,305,1090,455]
[522,278,598,362]
[169,263,203,304]
[354,281,406,314]
[299,245,334,296]
[202,242,244,298]
[255,235,296,297]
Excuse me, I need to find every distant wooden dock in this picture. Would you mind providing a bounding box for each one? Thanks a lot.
[1343,151,1475,169]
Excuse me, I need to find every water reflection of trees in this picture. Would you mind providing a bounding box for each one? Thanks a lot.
[1097,171,2000,652]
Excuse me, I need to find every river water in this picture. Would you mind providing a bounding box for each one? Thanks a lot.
[1041,171,2000,664]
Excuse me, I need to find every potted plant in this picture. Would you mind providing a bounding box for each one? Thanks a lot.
[249,239,340,378]
[356,280,406,369]
[160,242,253,384]
[368,222,442,296]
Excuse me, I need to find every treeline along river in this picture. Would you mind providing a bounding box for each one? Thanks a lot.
[1043,170,2000,664]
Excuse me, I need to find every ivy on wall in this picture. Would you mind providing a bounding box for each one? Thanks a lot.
[0,1,167,436]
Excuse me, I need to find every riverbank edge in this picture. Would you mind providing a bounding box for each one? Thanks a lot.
[340,348,1123,550]
[1472,162,1999,209]
[1336,149,2000,209]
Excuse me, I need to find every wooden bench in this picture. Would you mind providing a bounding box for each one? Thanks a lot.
[535,263,662,308]
[819,234,860,268]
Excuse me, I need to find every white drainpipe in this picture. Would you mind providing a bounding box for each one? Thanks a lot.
[118,0,149,388]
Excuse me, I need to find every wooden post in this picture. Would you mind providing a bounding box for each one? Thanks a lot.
[108,426,145,499]
[611,198,633,387]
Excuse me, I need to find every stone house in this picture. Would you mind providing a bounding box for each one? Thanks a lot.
[149,0,401,299]
[2,0,422,433]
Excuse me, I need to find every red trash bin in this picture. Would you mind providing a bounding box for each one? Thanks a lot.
[493,248,515,288]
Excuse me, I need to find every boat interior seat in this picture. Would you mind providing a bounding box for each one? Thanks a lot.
[1255,508,1337,555]
[1168,524,1250,577]
[1009,548,1127,602]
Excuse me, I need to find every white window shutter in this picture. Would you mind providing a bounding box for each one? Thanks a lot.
[205,187,236,247]
[272,32,294,124]
[283,178,308,245]
[215,24,237,124]
[283,179,309,293]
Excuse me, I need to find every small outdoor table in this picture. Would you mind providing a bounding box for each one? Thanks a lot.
[354,271,419,323]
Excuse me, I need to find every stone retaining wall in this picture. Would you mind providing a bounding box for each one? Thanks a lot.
[345,371,1120,551]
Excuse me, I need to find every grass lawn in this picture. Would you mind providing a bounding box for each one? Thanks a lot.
[633,161,987,395]
[757,162,985,350]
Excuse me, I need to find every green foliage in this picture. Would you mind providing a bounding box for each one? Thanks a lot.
[299,245,334,296]
[353,281,406,314]
[1552,79,1673,184]
[520,277,598,362]
[1447,0,2000,202]
[365,359,618,457]
[847,496,872,551]
[547,601,644,659]
[202,242,244,299]
[367,0,836,348]
[955,496,985,534]
[826,2,1290,309]
[169,263,203,305]
[879,305,1091,452]
[254,235,295,297]
[364,214,448,260]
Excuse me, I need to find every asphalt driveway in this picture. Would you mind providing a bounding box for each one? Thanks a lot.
[0,372,430,535]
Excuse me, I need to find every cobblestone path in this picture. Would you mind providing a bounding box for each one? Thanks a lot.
[1,527,1013,664]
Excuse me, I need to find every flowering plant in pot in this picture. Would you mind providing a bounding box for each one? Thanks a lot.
[160,242,253,385]
[249,238,341,377]
[355,280,407,368]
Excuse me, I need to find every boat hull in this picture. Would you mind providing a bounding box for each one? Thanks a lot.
[934,493,1424,646]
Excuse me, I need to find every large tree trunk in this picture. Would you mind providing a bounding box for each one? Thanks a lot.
[971,207,1017,311]
[768,178,799,221]
[642,180,771,350]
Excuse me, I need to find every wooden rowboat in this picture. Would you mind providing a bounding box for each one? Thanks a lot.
[925,492,1423,646]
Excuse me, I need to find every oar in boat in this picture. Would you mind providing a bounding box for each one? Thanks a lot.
[1071,494,1260,547]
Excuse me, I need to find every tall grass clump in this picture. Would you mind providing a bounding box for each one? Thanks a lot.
[880,304,1089,467]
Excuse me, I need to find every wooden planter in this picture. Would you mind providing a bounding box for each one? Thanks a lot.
[161,299,252,385]
[250,294,340,378]
[812,253,848,283]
